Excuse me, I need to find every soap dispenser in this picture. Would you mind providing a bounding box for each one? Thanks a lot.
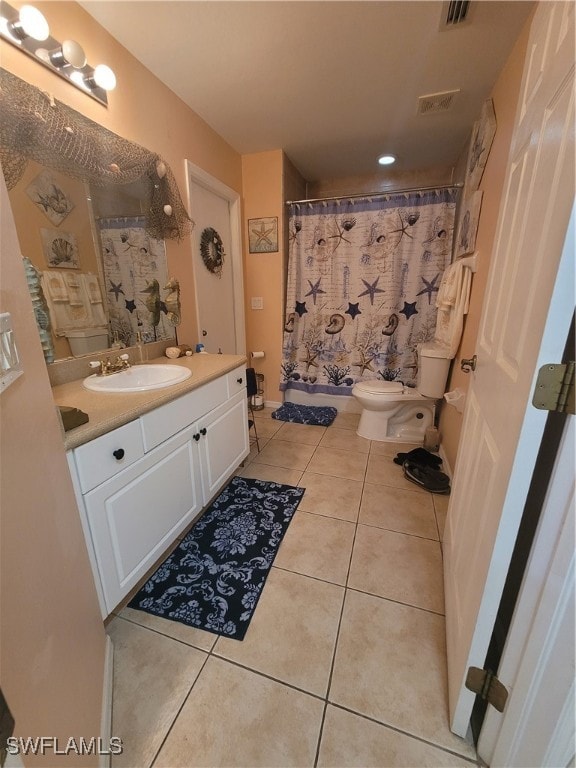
[111,330,125,350]
[135,331,147,363]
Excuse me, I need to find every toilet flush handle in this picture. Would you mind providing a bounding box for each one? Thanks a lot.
[461,355,477,373]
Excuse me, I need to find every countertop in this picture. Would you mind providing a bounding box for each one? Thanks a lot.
[52,353,247,451]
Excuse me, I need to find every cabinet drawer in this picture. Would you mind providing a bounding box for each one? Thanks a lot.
[227,366,248,398]
[74,420,144,493]
[141,376,228,451]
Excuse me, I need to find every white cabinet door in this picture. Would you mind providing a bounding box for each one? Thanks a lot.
[197,390,249,503]
[84,425,203,612]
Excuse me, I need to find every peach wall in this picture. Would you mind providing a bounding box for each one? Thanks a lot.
[1,173,105,765]
[2,0,243,352]
[242,150,285,403]
[438,14,532,470]
[1,1,243,762]
[307,165,455,199]
[7,161,98,359]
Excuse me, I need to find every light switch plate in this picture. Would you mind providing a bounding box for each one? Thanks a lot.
[251,297,264,310]
[0,312,23,393]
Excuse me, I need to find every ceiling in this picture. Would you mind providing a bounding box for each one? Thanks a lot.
[80,1,534,182]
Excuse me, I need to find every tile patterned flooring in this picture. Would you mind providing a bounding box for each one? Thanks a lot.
[107,408,478,767]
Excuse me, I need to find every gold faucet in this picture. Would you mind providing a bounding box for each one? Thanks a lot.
[89,353,131,376]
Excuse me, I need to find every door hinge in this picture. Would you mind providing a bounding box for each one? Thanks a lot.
[465,667,508,712]
[532,362,575,415]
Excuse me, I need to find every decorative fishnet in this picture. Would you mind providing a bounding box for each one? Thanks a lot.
[0,68,193,241]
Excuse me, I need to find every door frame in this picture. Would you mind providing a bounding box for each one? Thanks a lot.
[185,160,246,355]
[475,205,575,764]
[479,419,575,766]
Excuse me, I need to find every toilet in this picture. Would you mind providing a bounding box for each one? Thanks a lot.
[352,342,452,442]
[64,328,109,357]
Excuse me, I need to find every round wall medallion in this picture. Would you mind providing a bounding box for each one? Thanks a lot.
[200,227,225,277]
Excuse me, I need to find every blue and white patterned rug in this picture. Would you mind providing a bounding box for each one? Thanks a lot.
[128,476,304,640]
[272,401,337,426]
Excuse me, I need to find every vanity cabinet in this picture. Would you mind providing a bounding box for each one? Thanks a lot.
[67,365,249,617]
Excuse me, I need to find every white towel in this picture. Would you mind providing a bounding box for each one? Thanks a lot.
[81,274,107,327]
[434,262,473,357]
[41,271,105,336]
[41,272,70,336]
[43,270,68,302]
[63,273,84,306]
[83,273,104,304]
[436,260,465,310]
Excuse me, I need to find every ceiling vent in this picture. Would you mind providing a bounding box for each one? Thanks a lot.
[417,90,460,116]
[442,1,472,27]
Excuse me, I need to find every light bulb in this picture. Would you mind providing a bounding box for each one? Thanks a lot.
[378,154,396,166]
[70,70,89,89]
[14,5,49,41]
[50,39,86,69]
[93,64,116,91]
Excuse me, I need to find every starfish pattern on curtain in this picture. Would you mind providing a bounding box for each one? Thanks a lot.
[97,216,172,347]
[281,190,456,397]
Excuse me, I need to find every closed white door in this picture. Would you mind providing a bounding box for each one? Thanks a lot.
[444,0,575,738]
[479,415,575,766]
[187,169,237,354]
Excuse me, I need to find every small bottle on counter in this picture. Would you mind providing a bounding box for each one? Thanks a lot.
[111,330,125,350]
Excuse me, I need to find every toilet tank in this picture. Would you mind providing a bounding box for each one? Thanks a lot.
[417,342,452,398]
[65,328,109,357]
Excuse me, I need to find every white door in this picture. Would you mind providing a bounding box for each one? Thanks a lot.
[186,162,245,354]
[478,417,575,767]
[444,0,575,738]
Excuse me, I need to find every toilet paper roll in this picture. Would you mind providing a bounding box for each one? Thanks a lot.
[444,388,466,413]
[251,351,265,359]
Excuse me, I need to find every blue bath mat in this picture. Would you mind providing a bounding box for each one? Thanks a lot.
[128,476,304,640]
[272,401,337,426]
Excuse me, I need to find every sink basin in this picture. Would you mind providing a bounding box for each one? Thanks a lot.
[83,364,192,393]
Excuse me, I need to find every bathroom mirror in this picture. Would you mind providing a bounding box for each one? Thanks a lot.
[0,68,191,363]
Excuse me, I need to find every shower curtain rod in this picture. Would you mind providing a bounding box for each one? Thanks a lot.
[285,182,463,206]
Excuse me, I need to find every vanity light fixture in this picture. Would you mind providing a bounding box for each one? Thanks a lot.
[0,0,116,106]
[378,154,397,166]
[88,64,117,92]
[4,3,49,41]
[46,39,87,69]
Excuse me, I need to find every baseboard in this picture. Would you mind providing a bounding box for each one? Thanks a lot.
[264,400,282,410]
[99,635,114,768]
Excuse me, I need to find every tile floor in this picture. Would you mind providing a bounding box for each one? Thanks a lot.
[107,408,478,768]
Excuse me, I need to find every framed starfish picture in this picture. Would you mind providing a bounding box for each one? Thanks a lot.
[248,217,278,253]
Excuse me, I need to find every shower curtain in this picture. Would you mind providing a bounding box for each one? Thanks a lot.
[97,216,172,347]
[281,190,456,397]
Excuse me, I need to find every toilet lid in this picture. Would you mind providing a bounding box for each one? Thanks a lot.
[355,380,403,395]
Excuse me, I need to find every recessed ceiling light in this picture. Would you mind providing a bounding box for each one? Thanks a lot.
[378,154,396,166]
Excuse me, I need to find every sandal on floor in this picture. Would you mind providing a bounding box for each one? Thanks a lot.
[393,447,443,468]
[403,460,451,494]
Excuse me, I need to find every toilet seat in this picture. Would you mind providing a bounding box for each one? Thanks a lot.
[353,381,403,395]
